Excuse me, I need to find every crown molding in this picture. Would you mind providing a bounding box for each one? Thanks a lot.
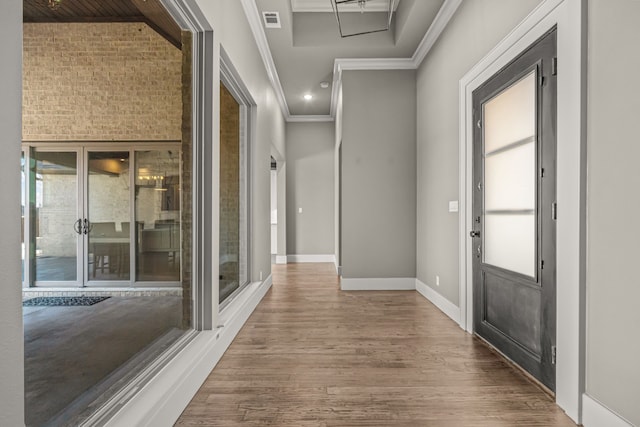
[329,57,415,117]
[239,0,290,119]
[335,57,416,71]
[411,0,463,66]
[287,115,334,123]
[242,0,461,123]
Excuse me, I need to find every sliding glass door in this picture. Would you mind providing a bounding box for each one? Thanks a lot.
[23,144,181,288]
[86,151,131,284]
[135,149,181,282]
[31,149,83,287]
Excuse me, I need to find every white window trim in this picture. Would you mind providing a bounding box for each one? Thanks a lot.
[458,0,586,423]
[218,47,256,311]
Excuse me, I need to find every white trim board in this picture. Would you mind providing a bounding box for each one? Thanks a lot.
[457,0,586,422]
[241,0,461,122]
[286,254,336,263]
[340,277,415,291]
[275,255,288,265]
[582,394,634,427]
[102,276,273,427]
[415,279,461,326]
[287,115,333,123]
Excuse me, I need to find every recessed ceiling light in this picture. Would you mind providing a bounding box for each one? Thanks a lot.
[303,94,313,101]
[320,82,330,89]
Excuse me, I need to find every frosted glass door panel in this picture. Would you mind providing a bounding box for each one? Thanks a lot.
[483,70,537,277]
[484,72,536,153]
[485,142,536,211]
[484,214,535,277]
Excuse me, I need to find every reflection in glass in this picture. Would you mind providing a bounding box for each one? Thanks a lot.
[88,152,131,281]
[483,71,537,277]
[33,151,78,282]
[135,150,181,281]
[219,83,249,303]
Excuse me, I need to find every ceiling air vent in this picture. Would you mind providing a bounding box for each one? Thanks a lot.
[262,11,281,29]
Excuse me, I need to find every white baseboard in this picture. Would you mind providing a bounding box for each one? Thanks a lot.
[275,255,288,264]
[287,254,336,263]
[103,275,273,427]
[582,394,633,427]
[340,277,416,291]
[415,279,461,327]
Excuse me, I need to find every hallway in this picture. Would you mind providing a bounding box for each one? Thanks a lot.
[177,263,576,426]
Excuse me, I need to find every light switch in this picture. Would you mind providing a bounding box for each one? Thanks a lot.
[449,201,459,213]
[298,207,303,214]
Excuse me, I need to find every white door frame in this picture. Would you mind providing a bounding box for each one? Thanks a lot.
[458,0,586,423]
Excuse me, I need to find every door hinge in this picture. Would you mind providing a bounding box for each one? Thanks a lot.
[552,202,558,220]
[552,57,558,76]
[541,260,545,270]
[477,119,482,129]
[551,345,557,365]
[541,167,545,178]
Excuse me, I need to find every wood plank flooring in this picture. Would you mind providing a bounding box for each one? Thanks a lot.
[176,263,576,426]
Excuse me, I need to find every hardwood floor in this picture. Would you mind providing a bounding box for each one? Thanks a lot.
[176,263,576,426]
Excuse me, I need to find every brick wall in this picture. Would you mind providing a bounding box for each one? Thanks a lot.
[219,83,240,299]
[22,22,182,141]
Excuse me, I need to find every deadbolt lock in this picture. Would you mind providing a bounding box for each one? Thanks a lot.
[469,230,481,238]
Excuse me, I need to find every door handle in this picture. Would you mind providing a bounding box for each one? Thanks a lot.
[469,230,481,238]
[73,219,83,235]
[83,219,92,235]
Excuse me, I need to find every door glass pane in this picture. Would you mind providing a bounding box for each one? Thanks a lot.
[484,71,536,153]
[483,71,537,277]
[33,151,78,282]
[484,214,536,277]
[88,152,130,281]
[485,142,535,211]
[135,150,181,281]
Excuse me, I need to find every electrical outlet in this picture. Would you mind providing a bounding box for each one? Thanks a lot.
[436,275,440,286]
[298,207,303,214]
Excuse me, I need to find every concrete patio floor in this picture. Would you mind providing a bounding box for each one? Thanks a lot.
[24,295,185,426]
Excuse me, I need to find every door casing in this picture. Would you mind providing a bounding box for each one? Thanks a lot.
[457,0,586,421]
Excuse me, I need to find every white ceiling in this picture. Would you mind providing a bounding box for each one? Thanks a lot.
[256,0,445,116]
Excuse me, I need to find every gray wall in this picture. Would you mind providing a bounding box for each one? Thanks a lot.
[586,0,640,424]
[286,122,335,255]
[341,70,416,279]
[195,0,287,283]
[0,1,24,425]
[415,0,542,303]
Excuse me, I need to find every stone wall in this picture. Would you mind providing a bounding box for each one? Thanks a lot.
[22,22,181,141]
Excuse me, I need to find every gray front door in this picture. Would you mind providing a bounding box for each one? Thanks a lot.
[472,29,557,390]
